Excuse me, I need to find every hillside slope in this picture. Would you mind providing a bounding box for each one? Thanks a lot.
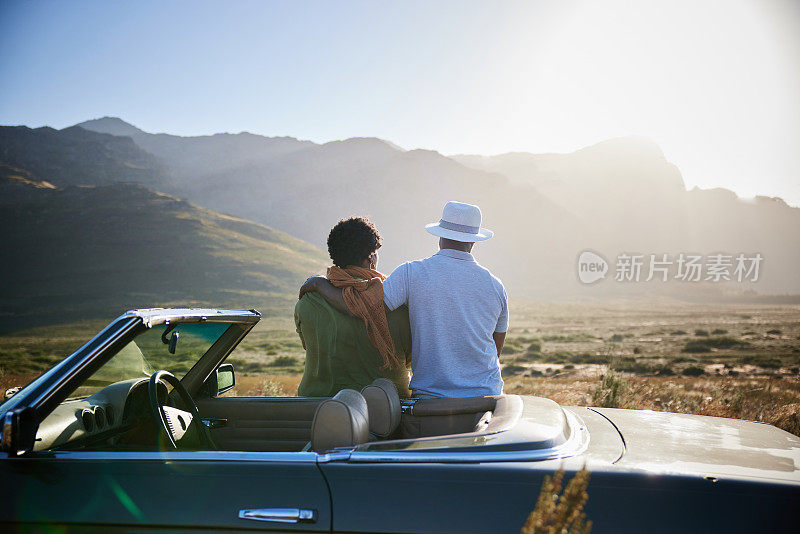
[0,180,326,331]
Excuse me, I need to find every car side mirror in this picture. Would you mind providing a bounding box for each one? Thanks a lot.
[216,363,235,396]
[1,407,37,457]
[200,363,236,398]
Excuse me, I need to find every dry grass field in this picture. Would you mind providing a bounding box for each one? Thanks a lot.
[500,300,800,436]
[2,300,799,435]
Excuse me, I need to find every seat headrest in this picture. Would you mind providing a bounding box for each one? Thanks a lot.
[311,389,369,453]
[361,378,401,438]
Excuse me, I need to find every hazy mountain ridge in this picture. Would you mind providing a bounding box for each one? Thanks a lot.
[77,117,585,299]
[2,117,797,307]
[452,138,800,295]
[453,136,687,217]
[77,116,314,177]
[75,118,799,297]
[0,125,170,189]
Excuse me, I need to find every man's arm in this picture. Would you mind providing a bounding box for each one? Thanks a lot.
[493,281,509,357]
[493,331,506,357]
[294,305,306,349]
[299,276,353,315]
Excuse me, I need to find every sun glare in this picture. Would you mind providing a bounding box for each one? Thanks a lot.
[469,0,799,205]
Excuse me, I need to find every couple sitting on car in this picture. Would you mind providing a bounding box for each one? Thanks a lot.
[295,201,508,399]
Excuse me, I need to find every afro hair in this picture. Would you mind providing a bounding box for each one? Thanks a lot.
[327,216,382,268]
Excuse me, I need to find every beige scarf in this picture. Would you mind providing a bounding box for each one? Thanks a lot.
[326,265,400,370]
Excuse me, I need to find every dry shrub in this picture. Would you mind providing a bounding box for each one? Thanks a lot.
[268,356,299,367]
[260,379,287,396]
[769,403,800,436]
[520,467,592,534]
[591,371,626,408]
[683,336,749,353]
[603,377,800,436]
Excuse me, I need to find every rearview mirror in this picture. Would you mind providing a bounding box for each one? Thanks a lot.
[216,363,235,396]
[168,331,180,354]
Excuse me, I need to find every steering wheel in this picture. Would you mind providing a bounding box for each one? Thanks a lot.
[148,370,216,450]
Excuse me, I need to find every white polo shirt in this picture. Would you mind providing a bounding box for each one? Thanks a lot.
[382,248,508,398]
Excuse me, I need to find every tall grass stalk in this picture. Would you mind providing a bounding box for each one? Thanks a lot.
[520,467,592,534]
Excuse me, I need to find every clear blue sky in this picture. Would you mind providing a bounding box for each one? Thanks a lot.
[2,0,799,205]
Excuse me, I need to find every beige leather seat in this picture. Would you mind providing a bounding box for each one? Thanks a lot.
[309,389,369,453]
[361,378,401,439]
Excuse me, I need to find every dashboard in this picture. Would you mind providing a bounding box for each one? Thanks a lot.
[33,378,168,452]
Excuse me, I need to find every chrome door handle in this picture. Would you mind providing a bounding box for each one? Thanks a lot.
[238,508,316,523]
[201,418,227,428]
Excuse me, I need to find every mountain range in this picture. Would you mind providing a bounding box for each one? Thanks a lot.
[0,116,798,327]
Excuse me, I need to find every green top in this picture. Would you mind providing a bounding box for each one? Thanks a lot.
[295,292,412,397]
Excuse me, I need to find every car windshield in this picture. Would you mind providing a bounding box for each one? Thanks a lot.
[0,321,235,414]
[68,322,232,400]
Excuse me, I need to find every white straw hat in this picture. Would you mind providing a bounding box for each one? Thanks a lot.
[425,201,494,242]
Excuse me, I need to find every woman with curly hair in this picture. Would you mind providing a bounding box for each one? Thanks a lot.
[295,216,412,397]
[301,202,507,399]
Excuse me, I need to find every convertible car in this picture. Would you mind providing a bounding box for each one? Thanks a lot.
[1,308,798,533]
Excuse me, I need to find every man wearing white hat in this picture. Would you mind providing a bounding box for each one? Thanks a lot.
[300,201,508,398]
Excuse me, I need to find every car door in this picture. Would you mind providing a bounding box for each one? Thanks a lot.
[319,459,547,534]
[0,449,331,532]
